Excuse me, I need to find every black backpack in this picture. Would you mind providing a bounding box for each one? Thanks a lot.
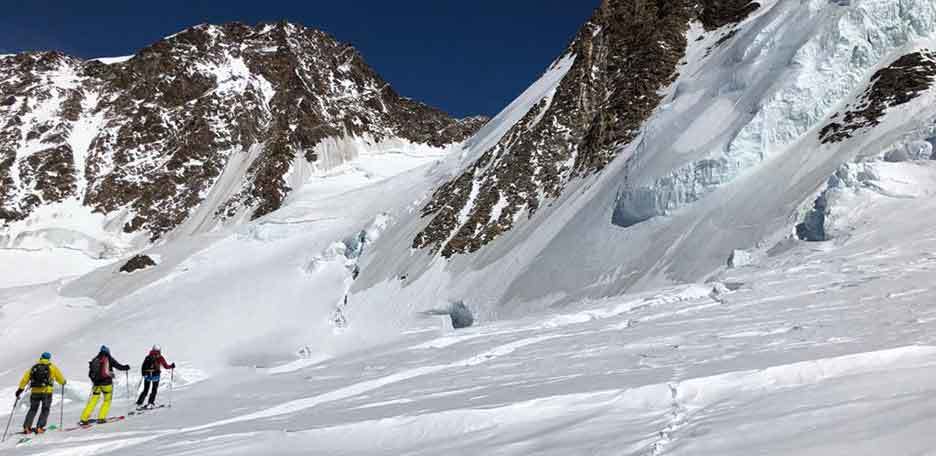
[141,354,156,374]
[30,364,51,389]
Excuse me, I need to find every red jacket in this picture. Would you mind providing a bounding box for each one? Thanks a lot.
[142,350,173,376]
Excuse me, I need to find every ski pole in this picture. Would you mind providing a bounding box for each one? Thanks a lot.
[168,369,174,408]
[125,371,131,401]
[2,393,22,443]
[59,383,65,430]
[134,376,143,410]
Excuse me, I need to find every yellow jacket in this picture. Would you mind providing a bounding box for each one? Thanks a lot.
[18,359,66,394]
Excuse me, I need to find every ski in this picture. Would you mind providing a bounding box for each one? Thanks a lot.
[13,424,59,436]
[14,425,58,445]
[64,416,125,432]
[129,404,167,416]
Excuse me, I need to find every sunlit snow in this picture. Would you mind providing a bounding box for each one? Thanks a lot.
[3,1,936,455]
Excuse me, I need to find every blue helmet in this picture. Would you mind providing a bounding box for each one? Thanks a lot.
[40,352,51,360]
[100,345,109,354]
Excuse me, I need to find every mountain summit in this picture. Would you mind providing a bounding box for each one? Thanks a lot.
[0,22,486,245]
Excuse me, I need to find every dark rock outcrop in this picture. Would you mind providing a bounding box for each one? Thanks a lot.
[119,254,158,273]
[698,0,761,30]
[820,51,936,144]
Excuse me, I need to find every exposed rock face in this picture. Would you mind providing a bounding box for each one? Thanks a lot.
[0,23,486,238]
[0,52,84,222]
[119,254,157,273]
[698,0,761,30]
[414,0,760,257]
[820,51,936,144]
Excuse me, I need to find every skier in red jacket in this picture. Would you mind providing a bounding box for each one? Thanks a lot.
[136,345,175,409]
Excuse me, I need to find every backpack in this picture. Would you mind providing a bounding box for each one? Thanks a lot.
[141,354,156,374]
[30,364,51,389]
[88,355,110,383]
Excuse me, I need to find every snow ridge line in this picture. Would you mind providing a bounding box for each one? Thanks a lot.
[179,334,567,433]
[181,345,936,438]
[410,284,715,351]
[0,246,102,259]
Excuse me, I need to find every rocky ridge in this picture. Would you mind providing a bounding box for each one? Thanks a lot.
[0,22,485,240]
[820,50,936,144]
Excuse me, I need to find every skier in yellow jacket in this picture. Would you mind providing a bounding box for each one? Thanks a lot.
[15,352,67,434]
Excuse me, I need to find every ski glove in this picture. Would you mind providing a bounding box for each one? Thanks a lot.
[170,363,176,369]
[14,388,22,399]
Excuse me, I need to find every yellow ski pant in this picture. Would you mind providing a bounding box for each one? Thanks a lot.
[80,385,114,422]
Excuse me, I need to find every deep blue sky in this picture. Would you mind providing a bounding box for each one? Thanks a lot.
[0,1,597,118]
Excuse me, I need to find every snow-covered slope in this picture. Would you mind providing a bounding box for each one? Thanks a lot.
[3,0,936,454]
[5,169,936,454]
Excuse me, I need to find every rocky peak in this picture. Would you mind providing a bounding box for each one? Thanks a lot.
[413,0,760,257]
[0,21,487,240]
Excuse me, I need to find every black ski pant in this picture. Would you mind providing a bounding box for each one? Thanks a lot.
[23,393,52,430]
[137,380,160,406]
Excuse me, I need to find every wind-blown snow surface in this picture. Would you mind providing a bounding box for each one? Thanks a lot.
[4,180,936,454]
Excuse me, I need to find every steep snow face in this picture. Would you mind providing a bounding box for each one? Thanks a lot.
[0,23,487,260]
[413,0,709,257]
[347,0,936,323]
[616,0,936,225]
